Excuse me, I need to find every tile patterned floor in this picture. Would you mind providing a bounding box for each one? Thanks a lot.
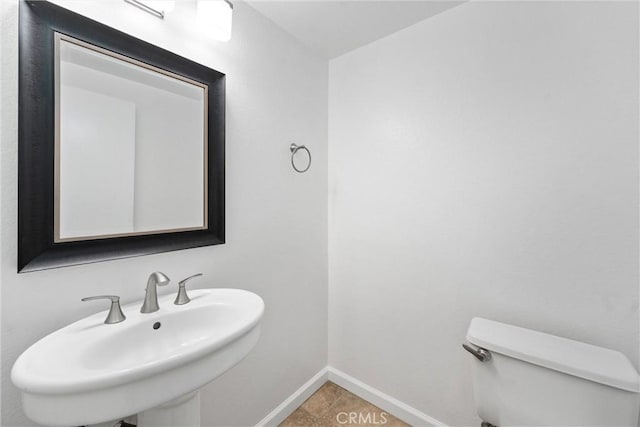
[279,382,410,427]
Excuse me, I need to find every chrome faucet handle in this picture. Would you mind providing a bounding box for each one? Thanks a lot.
[175,273,203,305]
[81,295,126,324]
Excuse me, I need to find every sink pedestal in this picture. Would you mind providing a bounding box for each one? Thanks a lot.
[138,391,200,427]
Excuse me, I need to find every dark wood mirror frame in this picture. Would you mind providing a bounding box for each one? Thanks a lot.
[18,0,225,273]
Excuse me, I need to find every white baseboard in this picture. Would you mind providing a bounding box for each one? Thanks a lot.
[255,366,447,427]
[327,367,448,427]
[255,367,329,427]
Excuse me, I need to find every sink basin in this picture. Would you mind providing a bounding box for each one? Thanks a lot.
[11,288,264,426]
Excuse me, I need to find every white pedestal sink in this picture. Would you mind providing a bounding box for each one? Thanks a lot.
[11,288,264,426]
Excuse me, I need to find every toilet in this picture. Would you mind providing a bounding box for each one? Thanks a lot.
[464,318,640,427]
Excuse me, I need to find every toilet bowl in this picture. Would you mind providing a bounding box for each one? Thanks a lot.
[464,318,640,427]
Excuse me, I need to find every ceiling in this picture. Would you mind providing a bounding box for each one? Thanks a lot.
[245,1,464,59]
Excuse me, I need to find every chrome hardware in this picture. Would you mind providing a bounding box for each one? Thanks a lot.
[123,0,165,19]
[290,143,311,173]
[175,273,203,305]
[140,271,171,313]
[462,343,492,362]
[81,295,126,324]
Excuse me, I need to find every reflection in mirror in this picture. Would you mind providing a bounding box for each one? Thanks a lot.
[55,34,207,242]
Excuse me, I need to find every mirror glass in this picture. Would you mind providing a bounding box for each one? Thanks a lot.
[55,33,207,242]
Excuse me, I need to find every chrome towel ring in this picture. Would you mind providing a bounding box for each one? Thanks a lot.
[290,143,311,173]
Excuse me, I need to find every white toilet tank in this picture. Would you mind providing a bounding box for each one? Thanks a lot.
[465,318,640,427]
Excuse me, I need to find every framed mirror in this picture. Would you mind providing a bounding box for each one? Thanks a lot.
[18,1,225,272]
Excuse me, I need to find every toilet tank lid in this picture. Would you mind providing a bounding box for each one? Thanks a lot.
[466,317,640,392]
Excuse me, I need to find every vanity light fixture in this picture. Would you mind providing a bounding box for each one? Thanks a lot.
[123,0,175,19]
[197,0,233,42]
[145,0,176,12]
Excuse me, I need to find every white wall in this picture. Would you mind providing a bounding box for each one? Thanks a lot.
[1,1,327,426]
[328,2,639,426]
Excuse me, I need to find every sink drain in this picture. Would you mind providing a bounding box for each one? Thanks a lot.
[153,322,161,330]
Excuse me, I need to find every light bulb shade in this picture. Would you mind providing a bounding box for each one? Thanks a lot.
[197,0,233,42]
[144,0,175,13]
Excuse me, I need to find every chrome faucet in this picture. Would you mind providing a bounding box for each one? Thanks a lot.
[140,271,171,313]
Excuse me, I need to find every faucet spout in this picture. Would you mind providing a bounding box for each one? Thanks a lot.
[140,271,171,313]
